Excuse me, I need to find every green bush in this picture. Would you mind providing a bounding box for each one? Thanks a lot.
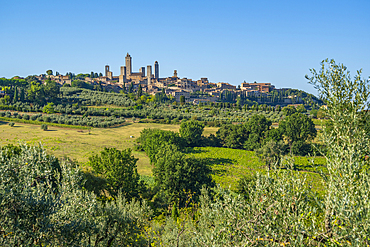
[41,124,48,131]
[87,147,143,200]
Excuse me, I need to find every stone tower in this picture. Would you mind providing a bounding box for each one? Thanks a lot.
[154,61,159,79]
[105,65,110,77]
[173,70,178,78]
[139,67,145,77]
[147,65,152,85]
[125,53,132,76]
[119,66,126,84]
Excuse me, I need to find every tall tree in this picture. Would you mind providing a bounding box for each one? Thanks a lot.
[137,84,142,98]
[180,95,185,105]
[27,81,45,104]
[128,82,134,93]
[305,59,370,243]
[44,79,60,101]
[20,87,25,102]
[13,86,18,102]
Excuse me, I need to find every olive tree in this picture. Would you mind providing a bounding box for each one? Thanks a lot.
[0,144,152,246]
[255,140,285,170]
[306,59,370,245]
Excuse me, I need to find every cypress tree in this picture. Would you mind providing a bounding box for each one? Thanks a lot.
[20,88,25,102]
[13,86,18,102]
[137,85,142,98]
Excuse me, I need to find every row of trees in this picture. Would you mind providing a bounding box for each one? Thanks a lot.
[0,78,60,105]
[220,87,322,106]
[215,112,316,155]
[0,111,126,128]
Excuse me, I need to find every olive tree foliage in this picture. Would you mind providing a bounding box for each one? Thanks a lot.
[306,59,370,245]
[255,140,285,170]
[0,144,152,246]
[149,164,318,246]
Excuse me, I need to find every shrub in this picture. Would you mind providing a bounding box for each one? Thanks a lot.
[88,148,144,200]
[43,116,51,122]
[8,122,14,127]
[41,124,48,131]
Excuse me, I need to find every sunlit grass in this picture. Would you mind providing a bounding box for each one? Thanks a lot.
[188,147,325,193]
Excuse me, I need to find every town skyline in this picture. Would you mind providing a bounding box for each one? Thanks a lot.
[1,1,369,96]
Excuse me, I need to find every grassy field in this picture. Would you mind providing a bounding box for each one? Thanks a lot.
[0,120,325,193]
[0,120,218,175]
[188,147,326,194]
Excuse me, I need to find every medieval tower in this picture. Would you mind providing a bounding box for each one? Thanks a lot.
[125,53,132,76]
[147,65,152,85]
[105,65,110,77]
[154,61,159,79]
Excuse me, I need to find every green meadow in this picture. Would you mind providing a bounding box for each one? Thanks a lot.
[188,147,326,193]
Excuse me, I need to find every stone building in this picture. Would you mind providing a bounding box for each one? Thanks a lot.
[241,82,274,93]
[217,82,236,90]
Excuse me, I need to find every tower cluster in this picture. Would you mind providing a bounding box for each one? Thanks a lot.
[106,53,160,85]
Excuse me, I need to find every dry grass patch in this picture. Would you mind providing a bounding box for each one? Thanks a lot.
[0,121,217,176]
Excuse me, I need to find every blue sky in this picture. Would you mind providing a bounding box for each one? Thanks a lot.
[1,0,369,95]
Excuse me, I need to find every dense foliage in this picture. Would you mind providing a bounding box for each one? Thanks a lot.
[179,120,205,147]
[88,147,143,200]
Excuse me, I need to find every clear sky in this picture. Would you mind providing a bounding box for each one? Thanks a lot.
[1,0,369,95]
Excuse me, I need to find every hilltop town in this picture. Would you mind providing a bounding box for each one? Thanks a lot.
[19,53,318,105]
